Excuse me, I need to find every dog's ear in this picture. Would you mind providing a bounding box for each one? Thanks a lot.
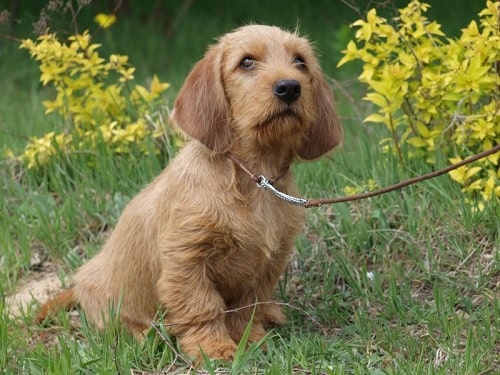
[298,72,342,160]
[171,45,233,153]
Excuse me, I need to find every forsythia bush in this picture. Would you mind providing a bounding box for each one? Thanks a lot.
[338,0,499,208]
[19,30,171,169]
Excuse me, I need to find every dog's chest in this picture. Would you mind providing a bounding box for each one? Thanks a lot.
[237,196,299,252]
[210,191,303,291]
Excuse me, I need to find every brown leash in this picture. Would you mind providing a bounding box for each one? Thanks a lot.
[227,152,290,185]
[228,144,500,208]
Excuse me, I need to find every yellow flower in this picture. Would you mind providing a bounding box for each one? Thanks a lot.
[150,75,170,95]
[94,13,117,29]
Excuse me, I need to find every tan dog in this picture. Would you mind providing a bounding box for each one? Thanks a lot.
[37,24,342,361]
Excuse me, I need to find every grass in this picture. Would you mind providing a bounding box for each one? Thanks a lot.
[1,1,499,374]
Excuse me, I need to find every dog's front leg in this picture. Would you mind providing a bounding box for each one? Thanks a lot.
[225,242,294,345]
[156,239,237,361]
[255,238,296,329]
[225,296,268,345]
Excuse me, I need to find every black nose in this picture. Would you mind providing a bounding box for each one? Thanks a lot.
[273,79,301,105]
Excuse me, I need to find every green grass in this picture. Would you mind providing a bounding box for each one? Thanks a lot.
[1,2,499,374]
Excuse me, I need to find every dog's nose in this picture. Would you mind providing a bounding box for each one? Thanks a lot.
[273,79,301,105]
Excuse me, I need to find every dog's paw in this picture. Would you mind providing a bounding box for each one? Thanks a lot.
[248,322,267,343]
[262,303,287,329]
[183,337,237,362]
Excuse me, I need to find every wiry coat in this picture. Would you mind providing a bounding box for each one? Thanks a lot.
[71,25,342,361]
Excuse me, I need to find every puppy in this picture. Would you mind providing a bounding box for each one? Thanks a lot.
[37,24,342,361]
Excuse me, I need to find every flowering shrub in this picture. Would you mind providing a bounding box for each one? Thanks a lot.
[338,0,499,208]
[18,30,171,169]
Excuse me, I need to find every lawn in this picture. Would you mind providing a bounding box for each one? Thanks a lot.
[1,1,498,374]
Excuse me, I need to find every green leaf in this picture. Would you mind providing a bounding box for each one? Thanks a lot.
[406,137,427,148]
[364,93,388,108]
[416,122,431,138]
[442,92,463,101]
[364,113,387,123]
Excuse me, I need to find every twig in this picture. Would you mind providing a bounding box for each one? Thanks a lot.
[453,235,489,274]
[0,32,22,42]
[339,0,361,16]
[387,110,404,163]
[328,77,364,123]
[93,0,124,37]
[152,301,328,344]
[222,301,327,336]
[150,322,194,371]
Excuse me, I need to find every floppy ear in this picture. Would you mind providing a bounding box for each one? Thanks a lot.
[171,45,233,153]
[298,72,342,160]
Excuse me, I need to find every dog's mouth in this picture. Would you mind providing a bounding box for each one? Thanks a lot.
[258,108,301,128]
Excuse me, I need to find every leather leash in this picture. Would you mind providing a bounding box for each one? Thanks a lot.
[227,152,290,185]
[228,144,500,208]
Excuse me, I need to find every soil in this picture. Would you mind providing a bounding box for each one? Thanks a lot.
[5,261,67,319]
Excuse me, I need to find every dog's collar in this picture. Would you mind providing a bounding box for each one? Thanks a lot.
[227,152,309,206]
[227,152,289,186]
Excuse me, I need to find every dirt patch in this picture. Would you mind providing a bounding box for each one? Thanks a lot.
[5,264,68,319]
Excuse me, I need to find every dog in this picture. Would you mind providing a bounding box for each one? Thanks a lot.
[36,24,342,361]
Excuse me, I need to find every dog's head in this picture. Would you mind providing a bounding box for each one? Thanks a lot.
[171,25,342,160]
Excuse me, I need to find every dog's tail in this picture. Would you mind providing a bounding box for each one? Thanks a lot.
[36,289,77,323]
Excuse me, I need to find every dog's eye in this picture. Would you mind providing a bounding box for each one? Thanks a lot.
[240,57,256,70]
[293,56,307,71]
